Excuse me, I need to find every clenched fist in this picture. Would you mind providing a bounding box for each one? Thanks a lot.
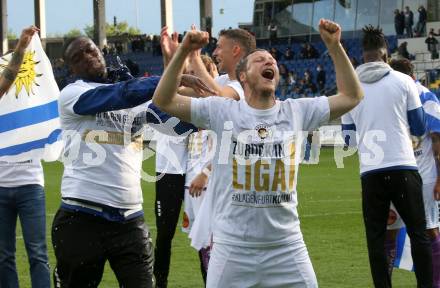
[319,19,341,50]
[181,30,209,53]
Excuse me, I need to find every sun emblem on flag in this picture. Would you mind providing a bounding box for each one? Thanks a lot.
[0,51,42,98]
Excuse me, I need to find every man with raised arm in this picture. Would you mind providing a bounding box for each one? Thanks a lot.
[153,19,362,287]
[0,26,51,288]
[52,36,210,288]
[189,27,256,100]
[0,26,39,97]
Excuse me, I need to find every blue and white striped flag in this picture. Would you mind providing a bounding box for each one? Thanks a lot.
[0,34,61,162]
[394,227,414,271]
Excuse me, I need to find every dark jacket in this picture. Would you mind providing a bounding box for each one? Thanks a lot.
[405,10,414,26]
[426,36,439,52]
[418,7,427,23]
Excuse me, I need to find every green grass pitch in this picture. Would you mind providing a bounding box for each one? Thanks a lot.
[14,148,416,287]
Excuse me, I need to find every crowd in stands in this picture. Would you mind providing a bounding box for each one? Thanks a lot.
[51,33,397,99]
[394,5,427,38]
[268,43,324,99]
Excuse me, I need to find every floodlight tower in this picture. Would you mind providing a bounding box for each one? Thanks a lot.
[161,0,174,32]
[93,0,107,49]
[34,0,46,41]
[200,0,212,36]
[0,0,6,54]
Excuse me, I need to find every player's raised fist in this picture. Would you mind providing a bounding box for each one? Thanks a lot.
[181,30,209,52]
[319,19,341,49]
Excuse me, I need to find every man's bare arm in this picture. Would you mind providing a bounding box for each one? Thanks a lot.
[0,26,39,98]
[177,86,209,97]
[153,30,210,122]
[320,19,363,120]
[160,26,216,98]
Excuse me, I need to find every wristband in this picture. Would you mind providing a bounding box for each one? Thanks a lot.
[202,167,211,177]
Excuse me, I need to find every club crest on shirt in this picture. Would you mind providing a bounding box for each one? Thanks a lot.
[255,124,271,140]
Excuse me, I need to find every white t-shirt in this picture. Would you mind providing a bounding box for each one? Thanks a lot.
[215,74,244,100]
[155,133,188,174]
[59,80,148,209]
[191,96,329,247]
[342,71,421,175]
[0,159,44,187]
[413,81,440,184]
[188,73,244,248]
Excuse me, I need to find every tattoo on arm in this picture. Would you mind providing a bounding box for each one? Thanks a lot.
[10,50,24,66]
[0,50,25,96]
[2,68,15,81]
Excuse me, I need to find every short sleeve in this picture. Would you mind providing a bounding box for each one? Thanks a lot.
[58,82,94,118]
[407,80,423,111]
[226,81,244,100]
[290,96,330,131]
[191,97,212,130]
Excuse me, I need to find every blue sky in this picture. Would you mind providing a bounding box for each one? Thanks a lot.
[8,0,254,37]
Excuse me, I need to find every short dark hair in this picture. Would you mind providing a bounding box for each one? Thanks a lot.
[218,29,256,55]
[63,36,90,67]
[235,48,267,86]
[362,25,388,52]
[389,58,414,77]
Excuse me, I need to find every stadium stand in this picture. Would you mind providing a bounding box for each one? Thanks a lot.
[56,33,440,102]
